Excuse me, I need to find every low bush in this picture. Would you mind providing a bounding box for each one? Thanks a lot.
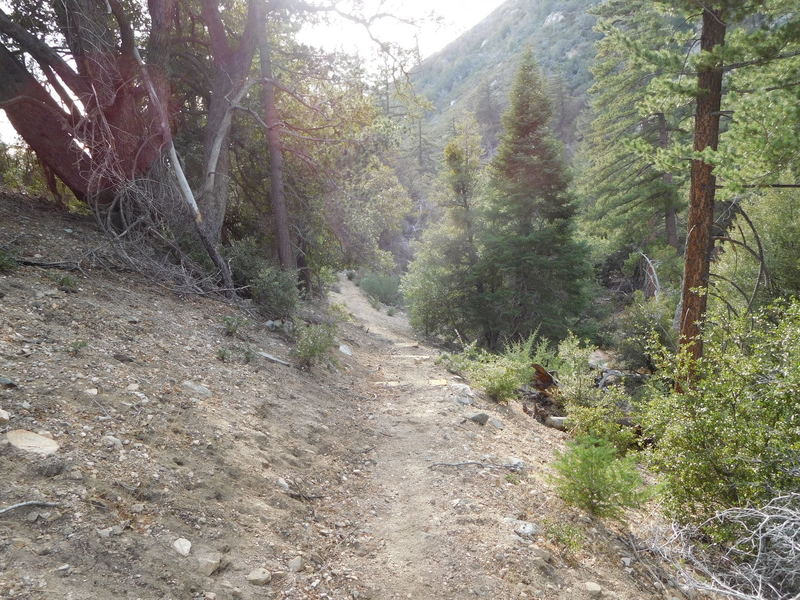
[226,237,266,287]
[359,272,402,306]
[222,315,247,337]
[551,436,647,519]
[643,300,800,528]
[293,323,337,367]
[251,266,298,318]
[0,249,17,273]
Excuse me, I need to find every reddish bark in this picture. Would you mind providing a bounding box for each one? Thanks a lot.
[679,7,726,362]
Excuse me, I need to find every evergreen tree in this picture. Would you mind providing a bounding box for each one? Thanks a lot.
[402,118,487,340]
[579,0,688,262]
[480,51,590,346]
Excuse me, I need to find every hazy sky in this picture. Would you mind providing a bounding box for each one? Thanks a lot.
[0,1,506,143]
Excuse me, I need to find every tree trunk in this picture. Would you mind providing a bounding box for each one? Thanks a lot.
[679,7,726,362]
[0,44,90,199]
[657,113,680,251]
[258,28,296,271]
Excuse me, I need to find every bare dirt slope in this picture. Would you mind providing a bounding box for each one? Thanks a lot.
[1,193,683,600]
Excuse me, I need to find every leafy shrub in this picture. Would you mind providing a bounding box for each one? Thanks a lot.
[293,323,336,367]
[0,249,17,273]
[604,290,679,369]
[566,389,637,454]
[359,272,402,306]
[551,436,647,519]
[54,274,78,292]
[542,519,585,554]
[466,336,545,401]
[67,340,88,356]
[226,237,267,287]
[217,348,231,362]
[251,266,298,318]
[644,300,800,527]
[222,315,247,337]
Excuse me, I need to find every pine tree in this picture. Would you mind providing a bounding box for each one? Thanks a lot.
[402,117,488,340]
[579,0,688,260]
[480,50,589,346]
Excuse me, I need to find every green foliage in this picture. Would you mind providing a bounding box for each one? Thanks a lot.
[566,390,637,454]
[480,50,591,344]
[643,300,800,527]
[359,272,402,306]
[217,348,231,362]
[604,290,679,369]
[551,436,647,518]
[222,315,247,337]
[546,333,637,453]
[67,340,88,356]
[226,237,268,288]
[542,519,585,554]
[293,323,337,367]
[712,189,800,314]
[251,267,299,318]
[462,335,549,401]
[241,346,256,364]
[0,249,17,274]
[55,274,78,292]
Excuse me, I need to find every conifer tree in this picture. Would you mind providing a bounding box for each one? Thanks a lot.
[480,50,589,346]
[402,118,488,340]
[580,0,688,259]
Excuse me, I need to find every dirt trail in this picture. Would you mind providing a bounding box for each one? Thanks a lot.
[323,279,671,600]
[0,193,673,600]
[326,280,550,599]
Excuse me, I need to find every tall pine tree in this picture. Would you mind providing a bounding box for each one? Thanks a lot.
[480,50,589,346]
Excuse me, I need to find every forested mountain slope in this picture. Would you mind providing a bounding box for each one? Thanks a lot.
[412,0,601,152]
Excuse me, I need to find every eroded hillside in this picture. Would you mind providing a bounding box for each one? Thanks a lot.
[1,194,692,599]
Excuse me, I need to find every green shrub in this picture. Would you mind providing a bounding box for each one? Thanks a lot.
[552,334,637,454]
[293,323,336,367]
[644,300,800,528]
[359,272,402,306]
[67,340,88,356]
[551,436,647,519]
[542,519,585,554]
[0,249,17,274]
[241,346,256,364]
[566,391,637,454]
[251,267,298,318]
[604,290,679,369]
[217,347,231,362]
[55,274,78,292]
[466,336,544,401]
[226,237,267,287]
[222,315,247,337]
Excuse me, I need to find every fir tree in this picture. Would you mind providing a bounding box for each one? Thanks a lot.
[480,50,590,346]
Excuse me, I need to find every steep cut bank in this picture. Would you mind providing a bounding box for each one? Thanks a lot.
[2,193,686,599]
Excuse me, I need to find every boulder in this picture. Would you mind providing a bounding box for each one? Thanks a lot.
[172,537,192,556]
[246,568,271,585]
[181,381,211,398]
[6,430,60,456]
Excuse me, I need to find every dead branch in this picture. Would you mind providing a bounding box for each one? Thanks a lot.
[428,461,523,472]
[0,501,59,516]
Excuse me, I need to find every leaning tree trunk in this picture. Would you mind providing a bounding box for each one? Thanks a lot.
[258,25,296,271]
[679,7,726,363]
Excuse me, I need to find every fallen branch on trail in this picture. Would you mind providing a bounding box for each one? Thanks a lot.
[428,461,523,472]
[0,501,59,516]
